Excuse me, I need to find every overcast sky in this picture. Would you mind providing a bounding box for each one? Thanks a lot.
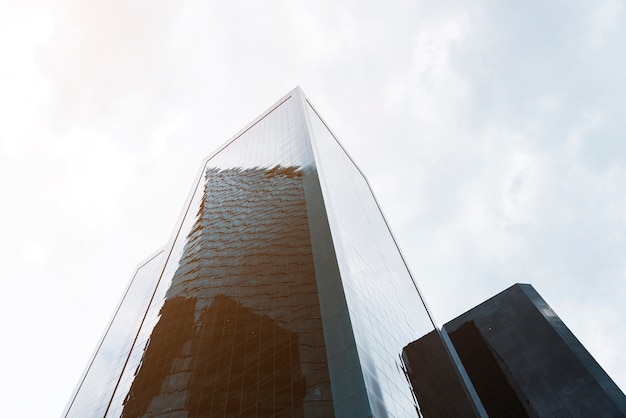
[1,1,625,416]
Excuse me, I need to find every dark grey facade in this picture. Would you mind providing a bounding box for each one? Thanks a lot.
[401,330,485,418]
[62,88,446,417]
[443,283,626,418]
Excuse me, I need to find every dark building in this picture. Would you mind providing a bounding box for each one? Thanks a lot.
[441,283,626,417]
[62,87,461,417]
[402,330,486,418]
[403,284,626,418]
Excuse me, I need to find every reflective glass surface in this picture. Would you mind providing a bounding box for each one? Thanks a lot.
[305,100,436,417]
[66,92,336,417]
[445,284,626,417]
[63,250,165,417]
[65,88,439,418]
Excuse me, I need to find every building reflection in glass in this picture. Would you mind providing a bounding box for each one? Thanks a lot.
[121,166,333,417]
[63,88,442,418]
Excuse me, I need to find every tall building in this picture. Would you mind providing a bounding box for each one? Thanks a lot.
[404,283,626,417]
[445,283,626,417]
[402,330,485,418]
[63,87,462,417]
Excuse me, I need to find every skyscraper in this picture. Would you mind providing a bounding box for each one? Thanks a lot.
[443,284,626,417]
[404,283,626,417]
[62,87,452,417]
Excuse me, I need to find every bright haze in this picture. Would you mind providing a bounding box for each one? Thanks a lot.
[1,1,625,416]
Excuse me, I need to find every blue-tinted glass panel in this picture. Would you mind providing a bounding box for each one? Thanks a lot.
[64,250,165,417]
[305,100,436,417]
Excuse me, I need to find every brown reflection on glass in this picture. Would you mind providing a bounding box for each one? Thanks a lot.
[122,295,306,417]
[188,294,306,416]
[121,166,334,417]
[122,296,196,416]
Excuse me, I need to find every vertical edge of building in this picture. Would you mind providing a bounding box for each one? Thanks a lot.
[296,88,441,417]
[63,87,473,418]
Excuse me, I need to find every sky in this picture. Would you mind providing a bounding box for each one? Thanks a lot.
[1,0,625,416]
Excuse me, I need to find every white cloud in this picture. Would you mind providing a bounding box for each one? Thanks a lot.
[588,0,624,47]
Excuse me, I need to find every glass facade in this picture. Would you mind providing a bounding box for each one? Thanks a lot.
[443,284,626,417]
[64,250,166,417]
[303,100,436,417]
[63,88,439,417]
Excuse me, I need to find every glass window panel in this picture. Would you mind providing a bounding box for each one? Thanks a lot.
[63,250,165,417]
[305,99,436,417]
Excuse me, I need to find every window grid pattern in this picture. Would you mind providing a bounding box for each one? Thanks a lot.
[68,95,337,418]
[63,251,165,417]
[305,100,435,417]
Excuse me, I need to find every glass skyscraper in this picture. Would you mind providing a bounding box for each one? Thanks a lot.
[62,87,443,417]
[403,283,626,417]
[443,284,626,417]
